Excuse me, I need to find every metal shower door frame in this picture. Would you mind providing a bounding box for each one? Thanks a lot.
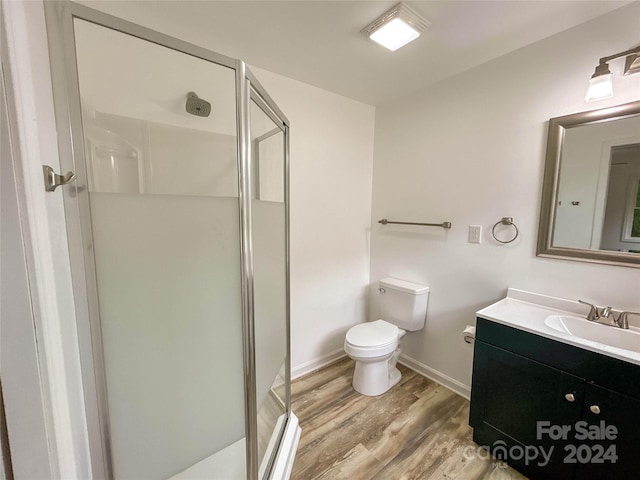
[43,2,292,479]
[242,71,292,479]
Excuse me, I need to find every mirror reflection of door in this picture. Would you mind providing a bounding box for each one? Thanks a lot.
[601,144,640,252]
[552,114,640,253]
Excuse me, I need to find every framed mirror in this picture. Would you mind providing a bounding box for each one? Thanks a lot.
[537,100,640,268]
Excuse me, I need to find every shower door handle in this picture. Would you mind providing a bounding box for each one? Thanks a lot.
[43,165,76,192]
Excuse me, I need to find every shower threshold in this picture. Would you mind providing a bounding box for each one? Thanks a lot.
[169,437,245,480]
[168,413,300,480]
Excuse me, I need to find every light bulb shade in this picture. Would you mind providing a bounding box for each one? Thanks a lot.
[624,53,640,76]
[585,73,613,102]
[363,3,430,51]
[369,18,420,51]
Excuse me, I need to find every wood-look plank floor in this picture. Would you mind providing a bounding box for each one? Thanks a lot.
[291,358,527,480]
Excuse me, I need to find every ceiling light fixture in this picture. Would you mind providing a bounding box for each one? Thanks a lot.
[362,2,430,52]
[585,45,640,102]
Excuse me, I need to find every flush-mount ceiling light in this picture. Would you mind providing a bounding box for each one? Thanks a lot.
[586,45,640,102]
[362,2,430,52]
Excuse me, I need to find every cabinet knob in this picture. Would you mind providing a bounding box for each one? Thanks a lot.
[565,393,575,402]
[590,405,601,415]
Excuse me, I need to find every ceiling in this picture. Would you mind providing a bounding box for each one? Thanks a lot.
[81,1,632,105]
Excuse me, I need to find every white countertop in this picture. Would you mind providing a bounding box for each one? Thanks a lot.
[476,288,640,367]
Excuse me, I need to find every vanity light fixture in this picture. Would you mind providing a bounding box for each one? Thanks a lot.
[362,2,430,52]
[585,45,640,102]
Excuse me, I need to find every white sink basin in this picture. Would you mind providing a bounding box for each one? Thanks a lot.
[545,315,640,354]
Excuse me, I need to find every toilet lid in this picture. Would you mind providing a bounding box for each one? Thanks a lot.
[346,320,399,348]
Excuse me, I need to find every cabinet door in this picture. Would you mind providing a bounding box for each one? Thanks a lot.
[470,341,584,479]
[574,383,640,479]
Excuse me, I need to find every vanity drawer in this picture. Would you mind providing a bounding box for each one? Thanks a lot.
[475,317,640,400]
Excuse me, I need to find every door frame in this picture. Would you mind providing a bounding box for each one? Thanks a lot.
[1,0,91,477]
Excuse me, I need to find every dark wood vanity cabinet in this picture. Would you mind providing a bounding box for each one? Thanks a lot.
[575,384,640,480]
[469,318,640,479]
[471,341,582,479]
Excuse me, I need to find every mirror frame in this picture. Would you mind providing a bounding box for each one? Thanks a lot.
[537,100,640,268]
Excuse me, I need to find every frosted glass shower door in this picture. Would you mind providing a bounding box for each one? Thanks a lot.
[250,92,288,475]
[73,19,245,479]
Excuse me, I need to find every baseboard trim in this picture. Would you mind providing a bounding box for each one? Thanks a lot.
[291,348,347,380]
[292,350,471,400]
[398,354,471,400]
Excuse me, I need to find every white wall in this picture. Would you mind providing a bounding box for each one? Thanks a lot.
[370,3,640,397]
[250,67,376,373]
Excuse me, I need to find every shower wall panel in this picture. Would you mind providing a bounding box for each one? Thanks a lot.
[146,122,237,196]
[86,111,238,197]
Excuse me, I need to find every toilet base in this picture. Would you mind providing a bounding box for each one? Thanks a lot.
[389,366,401,387]
[351,348,402,397]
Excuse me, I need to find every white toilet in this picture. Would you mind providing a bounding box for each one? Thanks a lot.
[344,277,429,396]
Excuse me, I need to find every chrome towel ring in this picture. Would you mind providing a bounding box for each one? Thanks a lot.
[492,217,519,244]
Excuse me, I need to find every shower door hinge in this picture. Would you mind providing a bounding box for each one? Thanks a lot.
[43,165,76,192]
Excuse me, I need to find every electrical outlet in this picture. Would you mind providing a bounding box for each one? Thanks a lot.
[469,225,482,244]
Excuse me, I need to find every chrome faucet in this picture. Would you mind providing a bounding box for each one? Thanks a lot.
[613,311,640,330]
[578,300,602,322]
[600,306,613,319]
[578,300,639,330]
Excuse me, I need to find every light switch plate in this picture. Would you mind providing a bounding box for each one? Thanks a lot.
[469,225,482,244]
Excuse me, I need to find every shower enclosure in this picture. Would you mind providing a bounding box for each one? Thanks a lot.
[44,2,298,479]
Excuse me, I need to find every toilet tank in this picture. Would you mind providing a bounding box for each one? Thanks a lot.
[377,277,429,331]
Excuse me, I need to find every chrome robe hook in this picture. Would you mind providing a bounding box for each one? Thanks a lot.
[43,165,76,192]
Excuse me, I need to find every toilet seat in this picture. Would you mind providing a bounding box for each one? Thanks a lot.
[345,319,399,348]
[344,320,400,359]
